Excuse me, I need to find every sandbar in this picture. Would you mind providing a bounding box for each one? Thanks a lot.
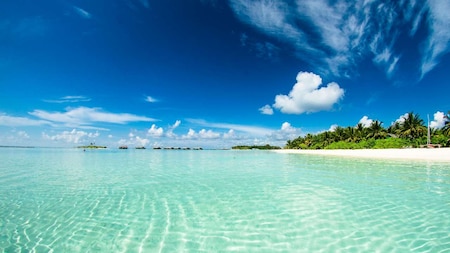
[273,148,450,162]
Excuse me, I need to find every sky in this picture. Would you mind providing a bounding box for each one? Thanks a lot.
[1,0,450,149]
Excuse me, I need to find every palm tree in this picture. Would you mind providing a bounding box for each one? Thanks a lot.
[345,126,357,142]
[333,126,346,142]
[387,121,401,137]
[399,112,426,140]
[366,120,386,139]
[442,111,450,136]
[355,123,366,141]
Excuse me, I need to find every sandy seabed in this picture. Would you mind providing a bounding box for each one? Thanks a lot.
[273,148,450,162]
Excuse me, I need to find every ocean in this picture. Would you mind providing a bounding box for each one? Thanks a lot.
[1,148,449,252]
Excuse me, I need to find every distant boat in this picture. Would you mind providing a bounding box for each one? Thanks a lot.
[135,146,146,149]
[119,145,128,149]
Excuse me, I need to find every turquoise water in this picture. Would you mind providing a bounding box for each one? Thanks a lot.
[1,148,449,252]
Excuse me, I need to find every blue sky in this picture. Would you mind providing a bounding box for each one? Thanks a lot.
[1,0,449,148]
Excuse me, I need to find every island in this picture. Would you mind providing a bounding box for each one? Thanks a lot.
[232,144,281,150]
[77,145,107,149]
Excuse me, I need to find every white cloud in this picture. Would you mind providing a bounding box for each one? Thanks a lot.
[229,0,448,80]
[420,0,450,78]
[259,104,274,115]
[223,129,237,139]
[165,120,181,138]
[430,111,447,129]
[73,6,92,19]
[186,118,273,136]
[147,124,164,137]
[145,96,158,103]
[268,122,302,140]
[328,124,338,132]
[43,95,91,103]
[199,129,221,139]
[272,72,344,114]
[172,120,181,129]
[135,136,150,146]
[29,107,157,126]
[184,129,196,139]
[0,113,51,126]
[17,131,30,139]
[42,129,99,144]
[181,129,221,140]
[297,0,350,53]
[358,116,373,127]
[394,113,409,124]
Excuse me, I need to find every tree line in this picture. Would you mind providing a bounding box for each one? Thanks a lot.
[285,112,450,149]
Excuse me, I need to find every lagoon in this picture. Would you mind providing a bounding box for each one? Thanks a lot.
[1,148,449,252]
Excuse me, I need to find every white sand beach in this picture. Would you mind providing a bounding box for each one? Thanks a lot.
[273,148,450,162]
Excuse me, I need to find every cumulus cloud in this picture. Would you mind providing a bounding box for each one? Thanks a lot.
[186,118,273,136]
[223,129,237,139]
[430,111,447,129]
[268,122,302,140]
[29,107,157,127]
[272,72,344,114]
[358,116,373,127]
[42,129,99,144]
[135,136,150,146]
[147,124,164,137]
[394,113,409,124]
[259,104,274,115]
[199,129,221,139]
[328,124,338,132]
[182,129,221,139]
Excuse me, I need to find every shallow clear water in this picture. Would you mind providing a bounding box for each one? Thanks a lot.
[1,148,449,252]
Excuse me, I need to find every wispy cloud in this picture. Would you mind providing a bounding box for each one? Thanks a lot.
[230,0,315,54]
[43,95,91,103]
[420,0,450,78]
[229,0,448,80]
[73,6,92,19]
[0,113,52,127]
[145,96,158,103]
[29,106,157,127]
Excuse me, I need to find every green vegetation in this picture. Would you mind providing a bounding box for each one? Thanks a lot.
[286,111,450,149]
[232,144,282,150]
[77,145,107,149]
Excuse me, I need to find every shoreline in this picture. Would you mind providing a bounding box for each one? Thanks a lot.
[273,148,450,162]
